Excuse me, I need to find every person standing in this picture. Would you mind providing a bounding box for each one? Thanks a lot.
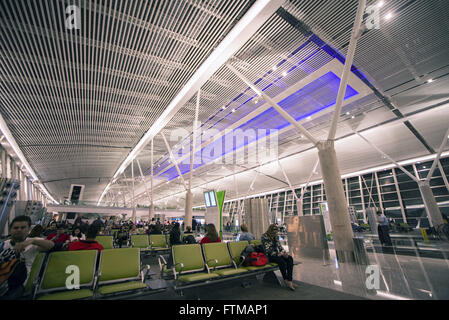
[377,210,392,246]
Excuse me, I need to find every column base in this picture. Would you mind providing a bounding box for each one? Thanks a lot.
[336,250,356,263]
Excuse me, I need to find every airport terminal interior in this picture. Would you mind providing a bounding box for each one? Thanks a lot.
[0,0,448,301]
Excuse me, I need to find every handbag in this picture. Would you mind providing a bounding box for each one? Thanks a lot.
[245,252,268,267]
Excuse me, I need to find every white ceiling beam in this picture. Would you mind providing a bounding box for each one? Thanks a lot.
[98,0,285,204]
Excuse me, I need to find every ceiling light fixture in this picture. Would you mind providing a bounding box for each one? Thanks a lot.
[0,114,58,204]
[377,1,384,8]
[385,12,394,20]
[282,71,287,77]
[427,79,433,83]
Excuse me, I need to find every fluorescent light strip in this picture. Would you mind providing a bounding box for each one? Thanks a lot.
[0,113,59,204]
[98,0,285,205]
[375,290,411,300]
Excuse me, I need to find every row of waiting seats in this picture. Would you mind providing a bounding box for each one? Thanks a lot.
[159,239,279,292]
[24,248,155,300]
[96,233,185,253]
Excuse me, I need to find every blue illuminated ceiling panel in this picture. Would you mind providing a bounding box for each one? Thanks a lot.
[157,71,359,181]
[152,27,372,180]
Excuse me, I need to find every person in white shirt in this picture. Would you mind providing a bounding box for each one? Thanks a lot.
[376,210,392,246]
[0,216,54,299]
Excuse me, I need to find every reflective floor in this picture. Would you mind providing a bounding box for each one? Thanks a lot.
[292,234,449,300]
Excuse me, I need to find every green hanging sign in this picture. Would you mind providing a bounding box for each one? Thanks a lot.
[216,190,226,238]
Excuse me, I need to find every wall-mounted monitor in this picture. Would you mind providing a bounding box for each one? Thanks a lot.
[204,190,217,208]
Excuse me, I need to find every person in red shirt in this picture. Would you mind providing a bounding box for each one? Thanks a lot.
[69,225,104,251]
[199,224,221,245]
[46,224,70,244]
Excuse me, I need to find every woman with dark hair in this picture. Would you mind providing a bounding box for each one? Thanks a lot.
[70,227,86,242]
[29,225,44,238]
[115,225,129,248]
[261,224,295,291]
[200,224,221,245]
[169,222,182,246]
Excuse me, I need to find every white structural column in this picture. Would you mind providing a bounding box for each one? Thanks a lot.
[131,160,136,223]
[6,156,11,179]
[136,159,152,217]
[185,90,201,230]
[1,149,6,178]
[149,140,155,221]
[318,140,356,260]
[418,181,444,227]
[298,159,320,216]
[418,127,449,227]
[160,131,189,191]
[357,128,448,228]
[228,0,370,262]
[318,0,366,262]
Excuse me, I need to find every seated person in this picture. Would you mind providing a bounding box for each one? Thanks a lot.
[46,224,70,244]
[42,221,57,237]
[98,226,108,236]
[262,224,295,291]
[199,224,221,245]
[129,224,138,236]
[182,225,196,244]
[29,224,44,238]
[68,225,104,251]
[70,227,86,242]
[235,224,255,242]
[115,226,129,248]
[148,223,162,235]
[0,216,54,299]
[169,222,182,246]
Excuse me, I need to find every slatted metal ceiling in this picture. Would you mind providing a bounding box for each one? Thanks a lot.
[128,0,449,207]
[0,0,256,202]
[0,0,447,206]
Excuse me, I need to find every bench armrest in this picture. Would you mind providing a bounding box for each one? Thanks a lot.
[140,264,151,282]
[206,259,218,271]
[158,255,167,271]
[173,262,184,279]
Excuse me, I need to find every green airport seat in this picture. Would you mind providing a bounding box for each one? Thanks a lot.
[36,250,97,300]
[227,241,277,271]
[202,242,248,277]
[131,234,152,253]
[172,244,218,284]
[96,248,147,297]
[227,241,249,266]
[96,236,114,250]
[250,239,262,246]
[150,234,169,252]
[24,252,46,298]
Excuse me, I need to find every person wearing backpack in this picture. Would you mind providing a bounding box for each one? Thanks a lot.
[261,224,296,291]
[0,216,54,299]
